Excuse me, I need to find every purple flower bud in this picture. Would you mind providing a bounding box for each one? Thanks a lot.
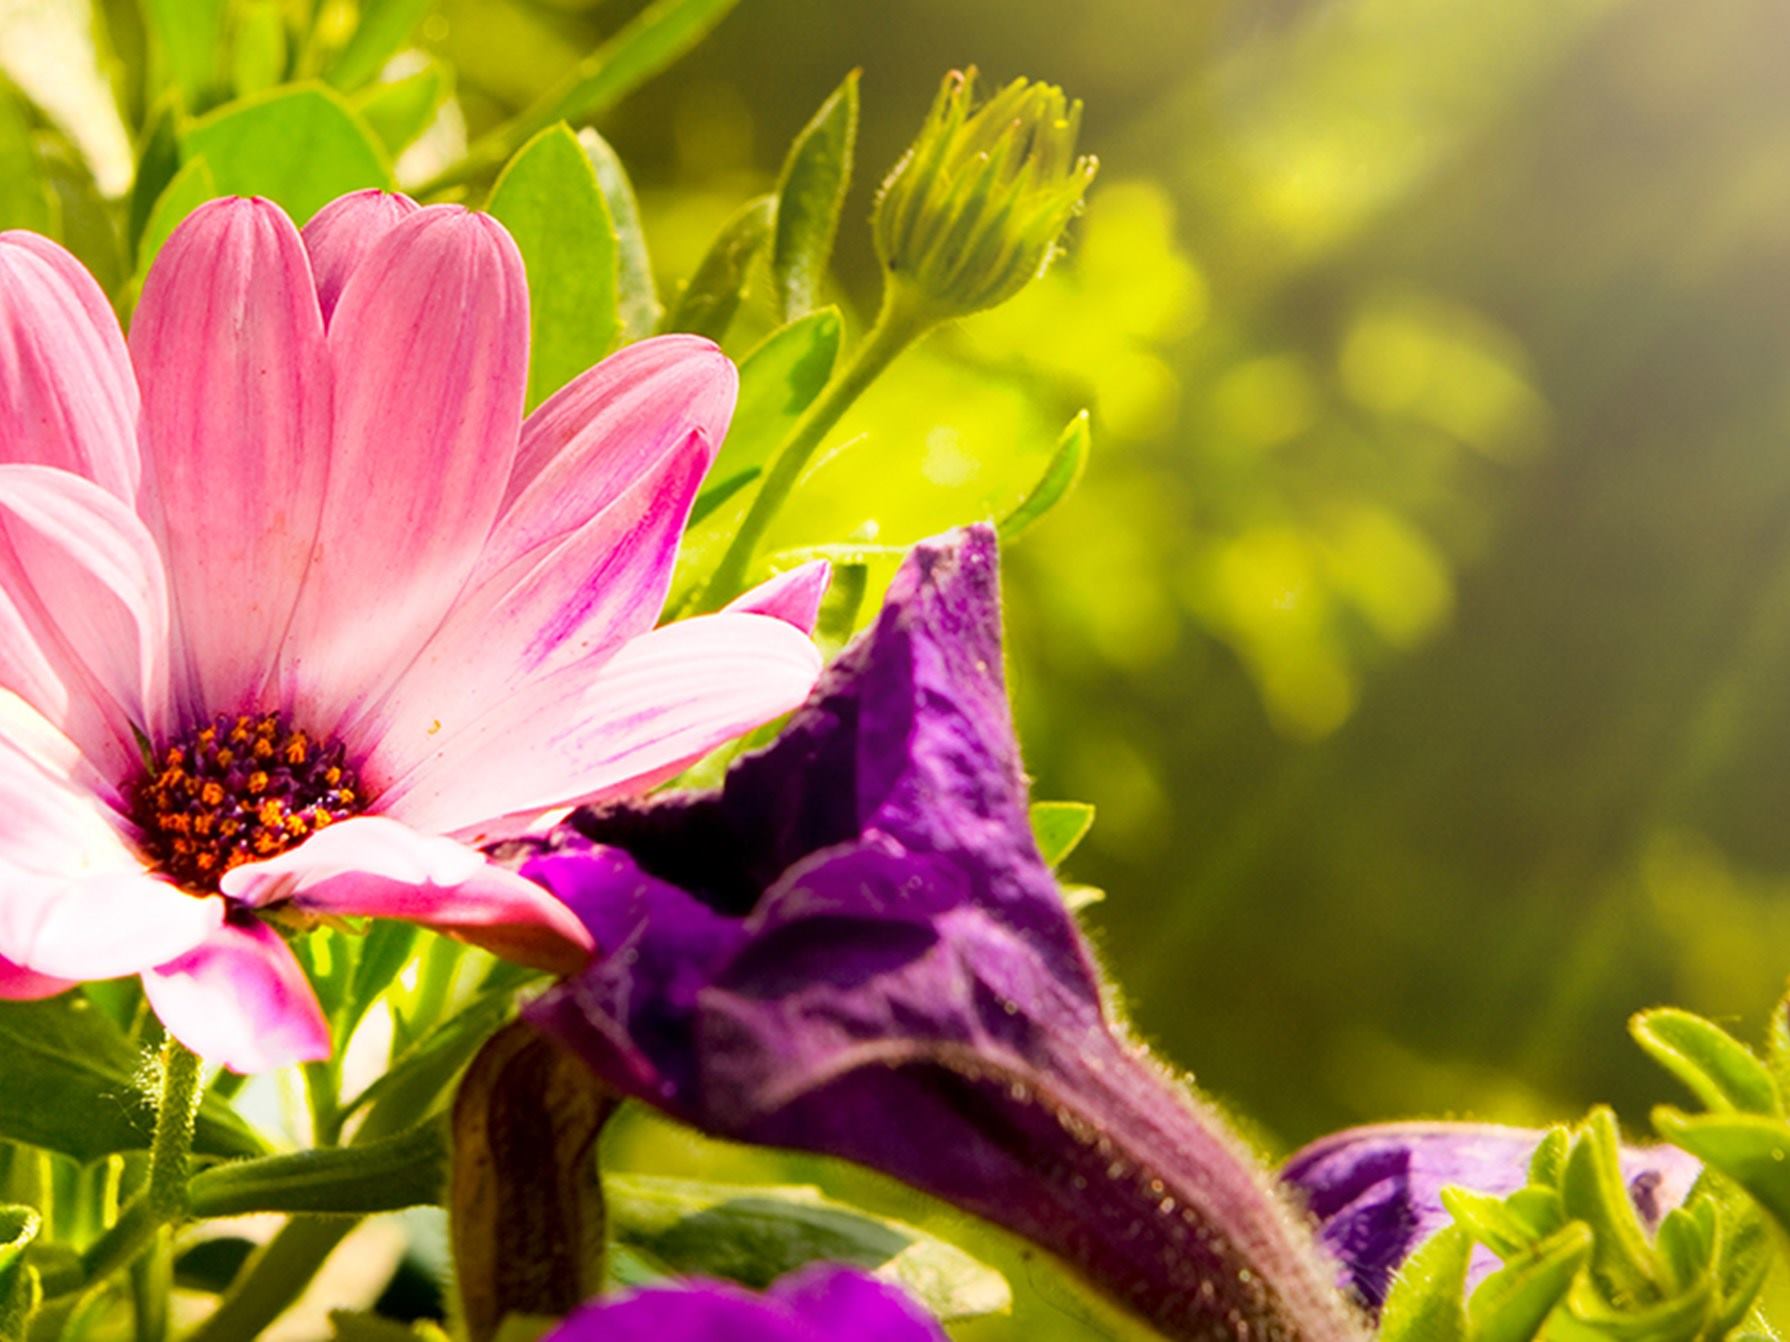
[522,526,1366,1341]
[544,1265,944,1342]
[1280,1122,1701,1310]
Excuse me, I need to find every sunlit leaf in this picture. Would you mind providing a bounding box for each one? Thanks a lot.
[229,1,287,98]
[1467,1222,1591,1342]
[578,128,658,342]
[771,71,857,322]
[182,84,392,224]
[354,60,449,156]
[1654,1108,1790,1235]
[141,0,225,105]
[1633,1007,1782,1117]
[0,87,52,236]
[326,0,436,93]
[134,154,217,281]
[1030,801,1095,869]
[0,1206,38,1342]
[707,307,842,488]
[664,193,774,340]
[1378,1224,1468,1342]
[487,123,619,410]
[126,93,182,257]
[999,410,1091,542]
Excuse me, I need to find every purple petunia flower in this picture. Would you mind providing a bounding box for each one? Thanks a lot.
[1280,1121,1701,1310]
[544,1266,944,1341]
[520,525,1367,1341]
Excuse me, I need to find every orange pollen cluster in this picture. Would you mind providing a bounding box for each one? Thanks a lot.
[130,711,363,894]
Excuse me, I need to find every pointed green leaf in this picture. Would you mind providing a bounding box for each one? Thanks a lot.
[1633,1007,1781,1116]
[706,307,842,489]
[353,60,448,156]
[1440,1186,1559,1261]
[1563,1271,1713,1339]
[1379,1224,1468,1342]
[325,0,435,93]
[1654,1107,1790,1235]
[688,468,760,529]
[1526,1128,1571,1189]
[182,85,391,224]
[814,561,869,650]
[141,0,225,104]
[0,85,53,235]
[229,2,286,98]
[0,1206,39,1342]
[1468,1221,1591,1342]
[1712,1189,1774,1334]
[771,72,857,322]
[578,129,658,342]
[605,1172,1011,1323]
[999,411,1091,542]
[487,124,619,411]
[1030,802,1096,869]
[134,154,217,282]
[126,94,183,257]
[0,998,264,1162]
[1560,1108,1662,1300]
[665,193,775,340]
[341,921,420,1044]
[188,1118,445,1218]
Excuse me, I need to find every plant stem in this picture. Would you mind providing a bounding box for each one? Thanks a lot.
[187,1218,353,1342]
[701,288,936,607]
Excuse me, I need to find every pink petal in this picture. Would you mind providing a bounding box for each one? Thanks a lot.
[0,232,139,499]
[725,560,832,633]
[0,953,73,999]
[281,206,529,733]
[222,816,593,973]
[301,189,420,326]
[130,197,331,724]
[488,334,737,578]
[0,691,221,979]
[376,612,823,841]
[354,428,714,774]
[142,919,330,1073]
[0,463,171,767]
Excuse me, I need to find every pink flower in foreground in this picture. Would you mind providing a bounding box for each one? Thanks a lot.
[0,190,828,1072]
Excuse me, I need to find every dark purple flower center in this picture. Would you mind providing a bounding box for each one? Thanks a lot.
[130,711,363,893]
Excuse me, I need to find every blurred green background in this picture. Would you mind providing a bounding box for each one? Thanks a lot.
[430,0,1790,1152]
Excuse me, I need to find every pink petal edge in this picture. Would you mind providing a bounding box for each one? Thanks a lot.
[0,952,74,999]
[301,189,421,325]
[725,560,832,633]
[142,919,331,1074]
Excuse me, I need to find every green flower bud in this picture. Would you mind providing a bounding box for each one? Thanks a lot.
[874,68,1098,320]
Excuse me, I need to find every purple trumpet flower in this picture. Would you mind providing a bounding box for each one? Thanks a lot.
[522,525,1366,1341]
[1281,1122,1701,1310]
[544,1266,944,1341]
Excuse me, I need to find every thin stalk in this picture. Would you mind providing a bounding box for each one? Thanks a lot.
[702,288,937,605]
[187,1218,353,1342]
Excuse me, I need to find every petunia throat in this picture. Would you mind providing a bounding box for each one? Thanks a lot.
[130,711,364,893]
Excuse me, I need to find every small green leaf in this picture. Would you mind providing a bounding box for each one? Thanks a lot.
[1030,802,1095,869]
[0,85,54,235]
[1063,884,1105,911]
[1378,1224,1468,1342]
[182,85,392,224]
[325,0,436,93]
[771,72,858,323]
[665,194,775,340]
[341,922,420,1045]
[578,129,658,342]
[126,94,183,257]
[0,1206,39,1342]
[815,561,868,650]
[1654,1107,1790,1234]
[508,0,741,143]
[606,1173,1012,1323]
[187,1119,445,1218]
[1526,1128,1570,1189]
[134,154,217,281]
[706,307,843,489]
[0,997,264,1162]
[487,124,619,411]
[1560,1107,1661,1301]
[1468,1221,1592,1342]
[999,411,1091,542]
[229,2,287,98]
[141,0,225,105]
[353,61,448,156]
[1439,1185,1559,1261]
[1633,1007,1781,1116]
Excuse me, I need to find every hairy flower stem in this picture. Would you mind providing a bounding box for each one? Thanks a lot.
[701,287,936,606]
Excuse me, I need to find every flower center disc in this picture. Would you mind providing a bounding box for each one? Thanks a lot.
[131,712,362,893]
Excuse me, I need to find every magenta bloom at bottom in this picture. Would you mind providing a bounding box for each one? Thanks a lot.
[544,1267,944,1342]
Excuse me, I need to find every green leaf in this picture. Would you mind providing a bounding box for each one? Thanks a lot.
[508,0,741,143]
[606,1172,1011,1323]
[0,998,264,1162]
[352,60,447,156]
[706,307,842,489]
[1559,1107,1661,1301]
[0,1206,39,1342]
[1030,801,1096,869]
[1633,1008,1781,1116]
[229,1,286,98]
[688,468,760,529]
[1468,1221,1592,1342]
[341,922,420,1045]
[999,410,1092,542]
[126,94,183,258]
[0,86,54,235]
[815,561,869,650]
[133,154,217,283]
[664,194,775,340]
[329,1312,449,1342]
[1378,1224,1468,1342]
[486,124,619,411]
[40,134,124,294]
[1654,1107,1790,1235]
[141,0,225,105]
[1440,1186,1555,1261]
[578,129,658,342]
[771,72,858,323]
[325,0,435,93]
[1767,986,1790,1104]
[182,84,392,224]
[187,1119,445,1218]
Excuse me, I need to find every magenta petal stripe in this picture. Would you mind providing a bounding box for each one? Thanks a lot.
[130,197,332,724]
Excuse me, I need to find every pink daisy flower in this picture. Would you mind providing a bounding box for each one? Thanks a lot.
[0,190,828,1073]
